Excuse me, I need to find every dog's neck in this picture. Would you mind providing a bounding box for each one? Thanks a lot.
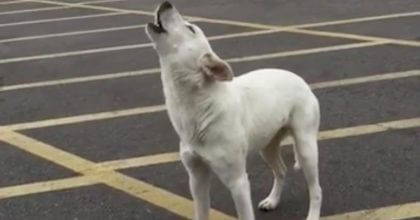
[160,61,227,104]
[160,63,231,144]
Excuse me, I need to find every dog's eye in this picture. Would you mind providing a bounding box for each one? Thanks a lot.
[187,25,196,34]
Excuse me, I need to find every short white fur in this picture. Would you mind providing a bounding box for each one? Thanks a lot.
[146,2,322,220]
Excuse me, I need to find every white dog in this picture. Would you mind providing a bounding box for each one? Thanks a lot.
[146,2,322,220]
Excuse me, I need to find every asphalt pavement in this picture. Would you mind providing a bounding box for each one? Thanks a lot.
[0,0,419,219]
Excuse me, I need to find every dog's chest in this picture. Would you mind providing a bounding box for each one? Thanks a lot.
[167,104,195,135]
[166,99,220,144]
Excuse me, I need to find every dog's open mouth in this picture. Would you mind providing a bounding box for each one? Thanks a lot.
[147,1,173,34]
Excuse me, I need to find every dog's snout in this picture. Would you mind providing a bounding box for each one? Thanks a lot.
[157,1,173,16]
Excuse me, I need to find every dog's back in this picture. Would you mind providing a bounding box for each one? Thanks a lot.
[232,68,318,151]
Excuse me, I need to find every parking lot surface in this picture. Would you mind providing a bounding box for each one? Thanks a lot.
[0,0,419,219]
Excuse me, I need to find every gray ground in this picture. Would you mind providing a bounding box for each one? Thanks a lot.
[0,0,419,219]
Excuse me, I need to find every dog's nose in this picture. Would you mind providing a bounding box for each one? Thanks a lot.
[158,1,173,15]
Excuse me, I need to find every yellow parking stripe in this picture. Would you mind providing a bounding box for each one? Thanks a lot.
[0,12,125,28]
[0,0,29,5]
[0,68,160,92]
[294,11,420,29]
[309,70,420,89]
[3,104,166,131]
[0,117,419,218]
[0,127,234,220]
[104,172,234,220]
[4,70,419,131]
[22,0,420,48]
[0,176,100,199]
[93,152,180,171]
[318,117,420,140]
[87,116,420,170]
[288,28,420,47]
[226,41,388,63]
[322,202,420,220]
[0,24,146,44]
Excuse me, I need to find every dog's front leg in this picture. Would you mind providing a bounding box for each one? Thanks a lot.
[180,146,211,220]
[211,156,255,220]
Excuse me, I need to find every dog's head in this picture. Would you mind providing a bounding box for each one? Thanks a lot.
[146,1,233,82]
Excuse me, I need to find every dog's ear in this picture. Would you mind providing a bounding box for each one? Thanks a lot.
[199,53,233,81]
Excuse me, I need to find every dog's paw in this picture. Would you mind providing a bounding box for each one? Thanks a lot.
[258,198,279,212]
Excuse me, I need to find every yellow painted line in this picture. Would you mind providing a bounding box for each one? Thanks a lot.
[25,0,420,48]
[0,68,160,92]
[0,34,383,65]
[0,21,143,44]
[192,15,420,48]
[102,172,234,220]
[319,117,420,140]
[1,116,420,219]
[25,0,155,16]
[0,41,382,64]
[0,0,29,5]
[26,0,420,33]
[294,11,420,29]
[0,28,274,64]
[207,28,282,40]
[0,127,234,219]
[4,69,420,130]
[1,39,417,91]
[0,176,100,199]
[3,104,166,131]
[0,11,125,28]
[91,116,420,170]
[3,2,418,64]
[287,28,420,47]
[309,70,420,90]
[0,128,95,172]
[0,5,67,15]
[321,201,420,220]
[226,41,388,63]
[74,0,130,4]
[0,35,370,89]
[92,152,180,171]
[0,27,265,63]
[0,0,127,16]
[182,14,420,47]
[0,43,153,64]
[2,19,276,64]
[0,0,128,16]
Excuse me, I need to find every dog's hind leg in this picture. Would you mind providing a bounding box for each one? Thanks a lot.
[258,129,287,211]
[293,143,301,170]
[180,145,212,220]
[291,102,322,220]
